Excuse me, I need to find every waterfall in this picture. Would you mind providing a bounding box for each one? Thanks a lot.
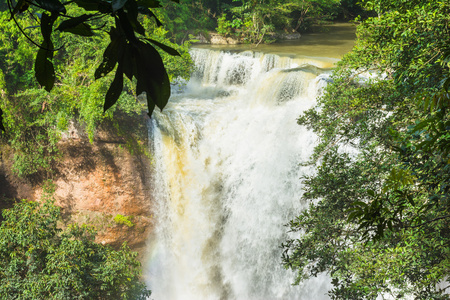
[146,48,334,300]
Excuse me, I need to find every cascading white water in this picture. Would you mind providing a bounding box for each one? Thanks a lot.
[146,48,336,300]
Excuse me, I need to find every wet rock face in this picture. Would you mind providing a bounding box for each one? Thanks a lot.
[0,120,154,260]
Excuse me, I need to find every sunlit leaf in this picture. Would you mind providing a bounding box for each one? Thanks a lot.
[136,0,161,8]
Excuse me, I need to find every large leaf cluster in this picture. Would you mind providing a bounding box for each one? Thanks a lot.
[0,4,193,176]
[0,0,182,132]
[216,0,343,43]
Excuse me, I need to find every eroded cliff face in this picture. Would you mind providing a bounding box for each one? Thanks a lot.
[0,119,154,261]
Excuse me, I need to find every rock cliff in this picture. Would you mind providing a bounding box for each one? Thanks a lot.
[0,117,154,261]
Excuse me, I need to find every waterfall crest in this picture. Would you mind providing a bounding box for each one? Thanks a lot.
[146,48,333,300]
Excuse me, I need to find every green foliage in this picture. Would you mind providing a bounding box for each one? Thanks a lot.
[158,0,217,43]
[114,214,135,227]
[0,194,150,299]
[2,89,63,177]
[156,0,364,44]
[0,4,192,177]
[1,0,184,133]
[214,0,344,43]
[282,0,450,298]
[216,5,275,44]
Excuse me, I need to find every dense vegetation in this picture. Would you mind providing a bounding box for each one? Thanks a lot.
[282,0,450,299]
[0,1,192,177]
[0,184,150,299]
[159,0,368,43]
[0,1,192,298]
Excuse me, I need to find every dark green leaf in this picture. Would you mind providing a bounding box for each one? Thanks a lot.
[35,42,55,92]
[126,0,145,35]
[0,108,5,132]
[412,119,430,132]
[147,101,156,117]
[112,0,129,12]
[35,0,66,13]
[134,41,170,111]
[443,77,450,91]
[36,13,56,92]
[73,0,98,11]
[11,0,28,16]
[56,14,92,31]
[104,64,124,112]
[74,0,112,13]
[59,23,94,36]
[117,9,138,42]
[40,12,57,41]
[136,0,161,8]
[122,44,137,80]
[352,201,368,208]
[145,38,180,56]
[348,211,362,221]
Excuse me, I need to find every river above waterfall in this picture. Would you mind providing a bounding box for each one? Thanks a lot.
[194,23,356,60]
[145,24,355,300]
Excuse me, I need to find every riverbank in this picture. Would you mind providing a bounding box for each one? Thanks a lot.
[193,23,356,59]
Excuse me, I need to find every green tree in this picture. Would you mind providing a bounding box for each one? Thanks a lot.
[216,0,343,43]
[0,3,192,177]
[156,0,359,44]
[0,0,185,133]
[0,189,150,299]
[282,0,450,298]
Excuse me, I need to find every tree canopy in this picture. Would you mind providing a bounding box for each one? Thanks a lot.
[158,0,367,44]
[282,0,449,298]
[0,1,192,177]
[0,0,185,135]
[0,186,150,299]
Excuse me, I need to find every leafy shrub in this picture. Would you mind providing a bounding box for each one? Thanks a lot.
[114,214,135,228]
[0,197,150,299]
